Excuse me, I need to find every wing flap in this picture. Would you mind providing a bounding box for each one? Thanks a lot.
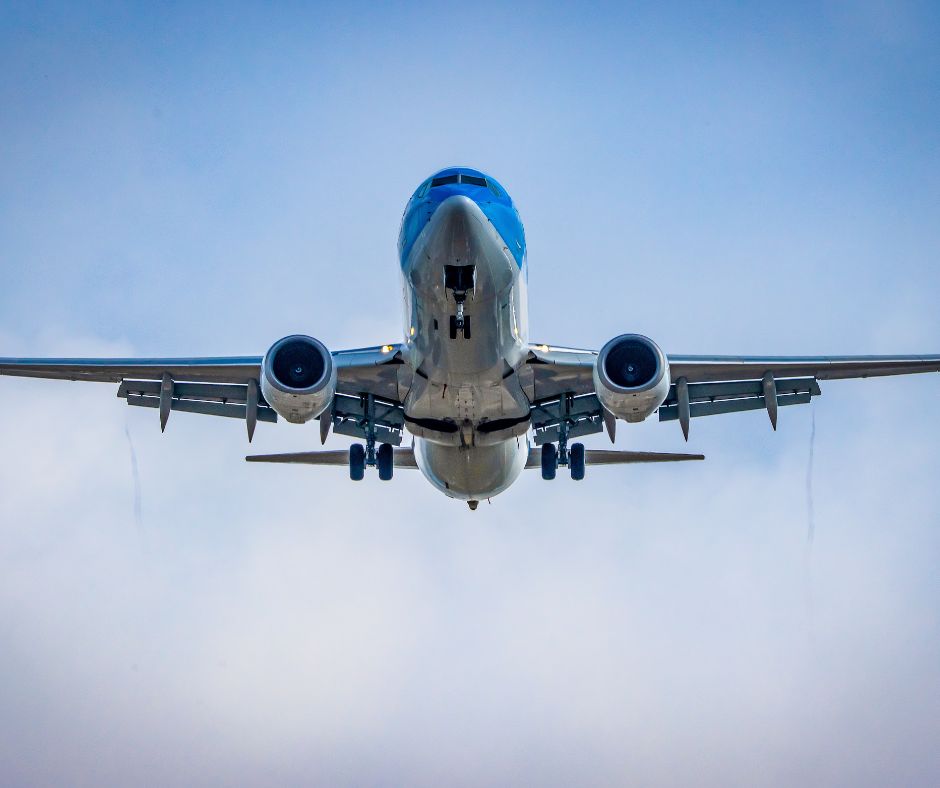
[659,376,821,423]
[126,394,278,423]
[661,376,821,404]
[660,390,813,422]
[117,380,257,403]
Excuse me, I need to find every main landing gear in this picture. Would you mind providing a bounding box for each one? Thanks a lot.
[349,440,395,481]
[540,441,585,481]
[348,393,394,481]
[540,393,585,481]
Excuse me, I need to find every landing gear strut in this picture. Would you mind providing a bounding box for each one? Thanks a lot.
[445,264,473,340]
[541,393,586,481]
[348,392,394,481]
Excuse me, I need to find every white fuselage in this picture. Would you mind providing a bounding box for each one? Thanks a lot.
[400,195,530,501]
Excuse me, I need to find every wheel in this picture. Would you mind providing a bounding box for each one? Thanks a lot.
[377,442,394,481]
[541,442,557,480]
[463,315,471,339]
[449,315,458,339]
[349,444,365,481]
[569,442,585,481]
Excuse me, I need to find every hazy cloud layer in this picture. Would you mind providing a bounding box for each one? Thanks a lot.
[1,3,939,786]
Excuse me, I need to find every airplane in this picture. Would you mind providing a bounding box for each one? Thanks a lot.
[2,166,939,510]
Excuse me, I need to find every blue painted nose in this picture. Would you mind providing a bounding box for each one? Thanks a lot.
[424,195,489,262]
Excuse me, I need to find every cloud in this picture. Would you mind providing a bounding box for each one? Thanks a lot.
[1,358,938,786]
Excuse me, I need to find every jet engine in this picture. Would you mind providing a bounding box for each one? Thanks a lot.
[261,335,336,424]
[593,334,670,423]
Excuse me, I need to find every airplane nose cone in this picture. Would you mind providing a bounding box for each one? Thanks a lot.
[428,195,484,264]
[433,193,478,220]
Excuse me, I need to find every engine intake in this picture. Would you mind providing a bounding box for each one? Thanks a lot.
[261,335,335,424]
[593,334,670,423]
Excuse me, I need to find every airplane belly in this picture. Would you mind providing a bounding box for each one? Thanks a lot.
[415,437,528,501]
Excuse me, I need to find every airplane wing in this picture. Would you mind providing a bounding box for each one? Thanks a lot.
[0,356,263,383]
[526,344,940,440]
[0,345,406,442]
[666,354,940,383]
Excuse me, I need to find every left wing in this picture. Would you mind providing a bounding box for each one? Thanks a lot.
[0,345,405,441]
[0,356,262,383]
[667,354,940,383]
[526,344,940,439]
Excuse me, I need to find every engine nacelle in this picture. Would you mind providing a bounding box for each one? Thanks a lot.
[261,335,336,424]
[593,334,670,423]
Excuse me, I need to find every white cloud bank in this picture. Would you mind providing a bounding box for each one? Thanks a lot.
[0,363,938,787]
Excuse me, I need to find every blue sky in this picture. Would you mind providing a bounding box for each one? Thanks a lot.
[1,3,939,786]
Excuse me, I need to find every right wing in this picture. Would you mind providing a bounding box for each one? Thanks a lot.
[667,354,940,383]
[0,344,407,442]
[0,356,262,383]
[525,344,940,441]
[525,345,940,400]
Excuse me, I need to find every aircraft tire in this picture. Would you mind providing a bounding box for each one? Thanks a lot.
[570,442,585,481]
[377,442,394,481]
[541,443,557,480]
[349,444,366,481]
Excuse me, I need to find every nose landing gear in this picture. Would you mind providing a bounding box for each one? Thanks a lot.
[445,264,474,340]
[449,312,471,340]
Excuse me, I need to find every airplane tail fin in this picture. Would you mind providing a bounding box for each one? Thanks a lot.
[583,449,704,465]
[246,449,418,468]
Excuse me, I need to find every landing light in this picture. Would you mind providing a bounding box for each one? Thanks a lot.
[381,344,393,354]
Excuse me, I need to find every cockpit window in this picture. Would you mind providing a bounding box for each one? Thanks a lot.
[427,172,504,195]
[415,179,431,198]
